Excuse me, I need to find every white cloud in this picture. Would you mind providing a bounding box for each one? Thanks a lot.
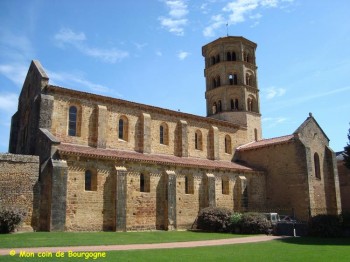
[54,28,129,63]
[159,0,189,36]
[177,51,190,60]
[265,87,286,99]
[156,51,163,56]
[134,42,148,51]
[0,93,18,113]
[0,63,28,87]
[48,70,122,98]
[54,28,86,44]
[203,0,294,37]
[262,116,287,128]
[203,14,226,37]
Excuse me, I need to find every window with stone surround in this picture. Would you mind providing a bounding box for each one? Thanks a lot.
[314,153,321,179]
[68,105,81,136]
[225,135,232,154]
[160,122,169,145]
[140,173,150,193]
[222,177,229,195]
[118,116,128,141]
[195,130,202,150]
[185,175,194,194]
[85,170,97,191]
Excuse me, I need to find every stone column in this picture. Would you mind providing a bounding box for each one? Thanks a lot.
[50,159,68,231]
[166,170,177,230]
[141,113,151,153]
[97,105,107,148]
[210,126,219,160]
[115,166,127,231]
[206,173,216,207]
[179,120,188,157]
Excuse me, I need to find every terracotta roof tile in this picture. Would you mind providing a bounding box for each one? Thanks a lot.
[237,135,294,151]
[58,143,255,172]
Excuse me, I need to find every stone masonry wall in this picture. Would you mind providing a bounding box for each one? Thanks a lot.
[237,141,310,220]
[48,88,247,161]
[62,155,265,231]
[0,154,40,231]
[338,160,350,211]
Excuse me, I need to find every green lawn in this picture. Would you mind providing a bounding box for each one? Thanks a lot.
[1,237,350,262]
[0,231,245,248]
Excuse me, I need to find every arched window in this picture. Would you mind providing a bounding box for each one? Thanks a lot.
[160,123,169,145]
[247,97,253,112]
[229,74,233,85]
[211,56,216,65]
[212,78,217,88]
[216,76,221,87]
[246,74,251,86]
[212,102,217,114]
[85,170,97,191]
[118,116,128,141]
[218,100,222,112]
[68,106,78,136]
[232,52,236,61]
[231,99,239,110]
[225,135,232,154]
[314,153,321,179]
[227,52,231,61]
[140,173,150,192]
[216,54,220,63]
[244,52,250,63]
[195,130,202,150]
[222,177,229,195]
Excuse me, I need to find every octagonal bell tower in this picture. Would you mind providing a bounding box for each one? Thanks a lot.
[202,36,262,141]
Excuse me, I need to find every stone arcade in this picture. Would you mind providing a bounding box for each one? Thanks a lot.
[1,36,341,231]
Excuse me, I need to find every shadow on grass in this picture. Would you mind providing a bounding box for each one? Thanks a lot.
[275,236,350,246]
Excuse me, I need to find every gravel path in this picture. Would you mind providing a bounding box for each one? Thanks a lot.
[0,235,288,256]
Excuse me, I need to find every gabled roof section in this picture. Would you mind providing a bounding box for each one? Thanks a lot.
[236,135,295,151]
[293,113,330,142]
[58,143,257,173]
[31,60,49,79]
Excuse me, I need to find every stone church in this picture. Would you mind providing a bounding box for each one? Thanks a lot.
[1,36,341,232]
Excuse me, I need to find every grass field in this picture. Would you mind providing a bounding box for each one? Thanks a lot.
[0,231,245,248]
[1,232,350,262]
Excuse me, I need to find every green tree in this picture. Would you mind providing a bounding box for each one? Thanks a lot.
[344,125,350,169]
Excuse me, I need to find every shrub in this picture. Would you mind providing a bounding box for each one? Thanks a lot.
[341,212,350,228]
[239,212,272,234]
[196,207,232,232]
[230,213,243,233]
[309,214,342,237]
[0,208,26,234]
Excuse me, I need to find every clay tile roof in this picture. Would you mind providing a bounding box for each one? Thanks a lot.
[58,143,255,172]
[236,134,295,151]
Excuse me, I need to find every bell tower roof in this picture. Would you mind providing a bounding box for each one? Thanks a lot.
[202,36,257,56]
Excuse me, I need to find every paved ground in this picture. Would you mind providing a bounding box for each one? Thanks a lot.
[0,235,288,256]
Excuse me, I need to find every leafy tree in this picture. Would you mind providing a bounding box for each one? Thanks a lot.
[344,125,350,169]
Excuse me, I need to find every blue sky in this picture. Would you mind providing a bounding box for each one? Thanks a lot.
[0,0,349,153]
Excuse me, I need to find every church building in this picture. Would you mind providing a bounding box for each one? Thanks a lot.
[3,36,341,232]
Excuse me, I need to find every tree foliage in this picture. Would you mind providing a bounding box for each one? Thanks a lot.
[344,125,350,169]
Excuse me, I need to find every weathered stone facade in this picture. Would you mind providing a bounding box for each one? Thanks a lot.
[0,154,40,231]
[337,153,350,212]
[1,36,341,232]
